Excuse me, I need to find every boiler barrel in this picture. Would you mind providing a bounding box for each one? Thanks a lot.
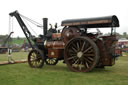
[44,41,65,49]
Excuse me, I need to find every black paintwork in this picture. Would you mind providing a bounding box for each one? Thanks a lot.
[43,18,48,36]
[61,15,119,28]
[9,11,35,49]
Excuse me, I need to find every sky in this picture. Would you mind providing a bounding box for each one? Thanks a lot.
[0,0,128,37]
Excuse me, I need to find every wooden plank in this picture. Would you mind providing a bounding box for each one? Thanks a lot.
[0,60,27,65]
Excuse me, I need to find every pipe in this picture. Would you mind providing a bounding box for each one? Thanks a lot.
[43,18,48,35]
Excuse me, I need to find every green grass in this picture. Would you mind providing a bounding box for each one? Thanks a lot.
[12,38,27,45]
[0,52,128,85]
[0,52,28,61]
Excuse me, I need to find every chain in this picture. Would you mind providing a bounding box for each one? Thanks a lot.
[8,16,14,48]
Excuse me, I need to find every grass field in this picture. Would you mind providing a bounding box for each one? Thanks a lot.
[0,52,28,61]
[12,38,27,45]
[0,52,128,85]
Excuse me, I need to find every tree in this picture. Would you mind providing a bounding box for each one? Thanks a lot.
[17,36,20,40]
[123,32,127,37]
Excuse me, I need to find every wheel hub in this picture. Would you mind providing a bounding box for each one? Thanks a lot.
[77,51,83,58]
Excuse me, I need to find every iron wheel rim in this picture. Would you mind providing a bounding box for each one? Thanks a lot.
[28,49,44,68]
[64,37,99,72]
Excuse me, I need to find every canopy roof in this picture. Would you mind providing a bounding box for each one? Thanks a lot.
[61,15,119,28]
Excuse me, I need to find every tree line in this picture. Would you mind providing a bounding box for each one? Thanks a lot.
[0,32,128,44]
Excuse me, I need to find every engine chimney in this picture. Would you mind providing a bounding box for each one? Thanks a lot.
[43,18,48,35]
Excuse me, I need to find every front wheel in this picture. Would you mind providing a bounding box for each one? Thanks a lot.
[45,58,58,65]
[28,49,44,68]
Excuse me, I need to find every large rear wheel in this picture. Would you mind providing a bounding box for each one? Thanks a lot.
[64,37,99,72]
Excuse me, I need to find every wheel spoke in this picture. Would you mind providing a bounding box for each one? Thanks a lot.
[67,56,77,60]
[69,49,75,53]
[84,42,89,49]
[71,47,77,52]
[83,54,95,57]
[87,49,93,53]
[83,47,92,54]
[70,57,78,64]
[87,57,94,61]
[83,57,92,64]
[78,61,83,70]
[86,58,92,64]
[31,57,41,61]
[76,42,80,51]
[81,41,86,51]
[72,43,77,50]
[69,52,76,56]
[73,59,79,64]
[85,62,89,68]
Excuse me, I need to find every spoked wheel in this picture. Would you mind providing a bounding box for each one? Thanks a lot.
[28,49,44,68]
[45,58,58,65]
[64,37,99,72]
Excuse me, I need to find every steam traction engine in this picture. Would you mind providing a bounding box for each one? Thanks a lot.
[9,11,120,72]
